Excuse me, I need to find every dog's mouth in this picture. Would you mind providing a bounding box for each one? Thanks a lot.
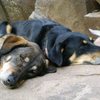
[0,64,34,89]
[0,58,34,89]
[83,57,100,65]
[71,52,100,65]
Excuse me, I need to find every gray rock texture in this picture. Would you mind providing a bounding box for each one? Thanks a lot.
[84,12,100,38]
[29,0,100,35]
[1,65,100,100]
[29,0,88,34]
[0,0,36,21]
[0,0,99,36]
[96,0,100,4]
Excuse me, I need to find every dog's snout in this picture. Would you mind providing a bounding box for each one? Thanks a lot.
[5,75,16,86]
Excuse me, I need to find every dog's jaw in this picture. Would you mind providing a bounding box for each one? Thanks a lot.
[71,52,100,65]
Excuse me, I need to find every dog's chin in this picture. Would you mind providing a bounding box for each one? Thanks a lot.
[1,80,25,89]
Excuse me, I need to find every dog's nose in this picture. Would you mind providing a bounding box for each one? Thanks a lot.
[6,75,16,86]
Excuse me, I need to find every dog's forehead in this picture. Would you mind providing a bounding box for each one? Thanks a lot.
[1,47,33,62]
[65,34,89,45]
[73,32,89,40]
[64,32,89,41]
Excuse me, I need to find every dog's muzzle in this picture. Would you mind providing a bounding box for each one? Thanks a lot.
[2,74,17,88]
[0,46,42,89]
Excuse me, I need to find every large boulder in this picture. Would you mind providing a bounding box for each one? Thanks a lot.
[84,0,100,38]
[96,0,100,4]
[0,1,8,21]
[0,0,36,21]
[29,0,88,34]
[84,12,100,38]
[0,0,99,35]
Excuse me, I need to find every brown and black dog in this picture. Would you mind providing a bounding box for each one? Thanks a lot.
[0,19,100,66]
[0,19,100,88]
[0,34,56,88]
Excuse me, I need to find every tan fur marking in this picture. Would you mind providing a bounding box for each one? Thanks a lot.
[73,54,92,64]
[72,52,100,65]
[0,63,2,70]
[69,53,76,62]
[45,59,49,66]
[0,62,16,74]
[7,67,16,73]
[89,37,93,41]
[6,24,12,34]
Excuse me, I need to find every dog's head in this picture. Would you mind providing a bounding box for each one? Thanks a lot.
[0,34,46,88]
[48,32,100,66]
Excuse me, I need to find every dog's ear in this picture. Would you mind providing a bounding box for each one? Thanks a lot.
[48,43,63,66]
[0,35,28,57]
[2,35,27,49]
[48,34,72,66]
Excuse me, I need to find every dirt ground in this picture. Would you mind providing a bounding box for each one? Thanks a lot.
[0,65,100,100]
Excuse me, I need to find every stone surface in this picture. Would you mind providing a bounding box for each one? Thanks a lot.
[29,0,89,34]
[84,12,100,38]
[0,0,36,21]
[86,0,100,13]
[96,0,100,4]
[0,0,99,35]
[1,65,100,100]
[0,0,8,21]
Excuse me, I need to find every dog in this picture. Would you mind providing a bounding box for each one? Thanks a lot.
[0,34,56,88]
[0,19,100,67]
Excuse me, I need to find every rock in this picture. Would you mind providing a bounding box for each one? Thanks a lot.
[94,37,100,46]
[86,0,100,13]
[29,0,88,34]
[0,0,36,21]
[1,65,100,100]
[84,12,100,38]
[85,12,100,18]
[96,0,100,4]
[0,1,8,21]
[84,0,100,38]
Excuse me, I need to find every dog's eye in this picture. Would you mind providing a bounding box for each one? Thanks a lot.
[61,48,65,53]
[82,40,88,44]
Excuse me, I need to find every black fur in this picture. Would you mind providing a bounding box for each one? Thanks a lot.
[0,19,100,67]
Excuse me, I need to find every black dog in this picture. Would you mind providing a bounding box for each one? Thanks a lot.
[0,19,100,67]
